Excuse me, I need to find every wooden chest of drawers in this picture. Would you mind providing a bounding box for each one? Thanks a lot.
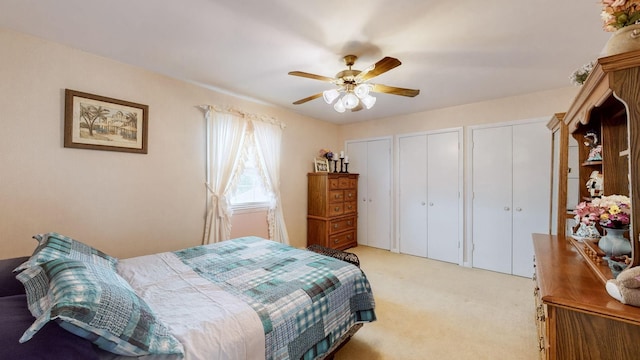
[307,173,358,250]
[533,234,640,360]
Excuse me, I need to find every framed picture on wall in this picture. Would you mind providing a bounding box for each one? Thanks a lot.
[314,158,329,172]
[64,89,148,154]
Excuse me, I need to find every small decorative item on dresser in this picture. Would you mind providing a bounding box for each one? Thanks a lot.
[600,0,640,55]
[575,195,632,256]
[584,131,603,161]
[569,61,596,86]
[314,158,329,172]
[573,201,602,240]
[586,171,604,198]
[316,148,335,172]
[606,265,640,305]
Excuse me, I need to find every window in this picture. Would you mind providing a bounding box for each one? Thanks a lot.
[229,140,272,208]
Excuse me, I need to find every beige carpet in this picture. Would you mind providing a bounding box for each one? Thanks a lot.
[335,246,538,360]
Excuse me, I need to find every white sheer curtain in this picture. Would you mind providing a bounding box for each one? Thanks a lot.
[252,119,290,245]
[202,106,247,244]
[201,105,288,245]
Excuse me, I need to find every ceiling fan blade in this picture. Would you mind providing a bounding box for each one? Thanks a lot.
[292,93,323,105]
[358,57,402,81]
[288,71,334,82]
[372,84,420,97]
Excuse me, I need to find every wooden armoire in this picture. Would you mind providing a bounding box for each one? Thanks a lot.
[534,49,640,359]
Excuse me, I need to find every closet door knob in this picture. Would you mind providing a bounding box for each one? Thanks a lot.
[421,202,426,206]
[504,206,510,211]
[429,202,434,206]
[516,207,522,212]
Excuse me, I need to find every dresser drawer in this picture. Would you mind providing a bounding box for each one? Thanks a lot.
[329,230,356,249]
[344,201,357,214]
[329,203,344,216]
[344,189,356,202]
[329,190,344,203]
[329,216,356,234]
[338,177,351,189]
[329,178,340,189]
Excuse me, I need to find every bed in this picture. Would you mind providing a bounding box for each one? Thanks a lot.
[1,233,376,359]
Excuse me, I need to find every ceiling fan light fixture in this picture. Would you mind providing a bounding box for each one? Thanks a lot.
[342,93,359,109]
[323,89,340,104]
[289,55,418,114]
[361,95,377,109]
[354,83,371,98]
[334,98,346,113]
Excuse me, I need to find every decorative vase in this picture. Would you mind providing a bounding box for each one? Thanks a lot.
[598,227,632,257]
[603,24,640,56]
[574,222,600,240]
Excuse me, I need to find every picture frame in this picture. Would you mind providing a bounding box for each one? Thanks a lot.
[314,157,329,172]
[64,89,148,154]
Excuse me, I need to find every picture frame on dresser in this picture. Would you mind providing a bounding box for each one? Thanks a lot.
[313,158,329,172]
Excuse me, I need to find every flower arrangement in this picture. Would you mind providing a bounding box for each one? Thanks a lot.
[601,0,640,32]
[575,195,631,229]
[569,61,596,86]
[319,148,334,160]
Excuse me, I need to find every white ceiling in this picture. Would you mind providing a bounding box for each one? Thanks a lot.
[0,0,611,124]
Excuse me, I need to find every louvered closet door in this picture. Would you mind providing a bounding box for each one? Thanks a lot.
[471,126,514,274]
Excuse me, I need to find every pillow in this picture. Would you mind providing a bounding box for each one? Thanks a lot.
[14,232,118,273]
[0,256,29,297]
[0,294,99,360]
[16,258,184,356]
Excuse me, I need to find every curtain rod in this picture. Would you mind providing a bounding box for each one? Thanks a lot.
[199,104,285,129]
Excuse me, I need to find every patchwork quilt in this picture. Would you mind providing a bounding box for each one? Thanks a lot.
[117,236,376,360]
[173,236,376,360]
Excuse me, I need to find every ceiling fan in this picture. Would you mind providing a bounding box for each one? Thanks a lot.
[288,55,420,113]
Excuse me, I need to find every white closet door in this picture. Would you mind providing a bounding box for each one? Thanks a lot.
[399,135,428,257]
[347,139,391,250]
[427,131,460,263]
[511,122,551,277]
[366,139,391,250]
[472,126,513,274]
[346,141,369,246]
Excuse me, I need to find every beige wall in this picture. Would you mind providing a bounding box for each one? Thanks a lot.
[0,28,339,258]
[338,87,579,142]
[0,27,582,260]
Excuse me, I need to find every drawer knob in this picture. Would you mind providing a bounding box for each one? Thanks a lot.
[347,221,352,225]
[334,239,339,244]
[347,235,352,239]
[335,207,340,211]
[348,193,353,198]
[333,224,339,229]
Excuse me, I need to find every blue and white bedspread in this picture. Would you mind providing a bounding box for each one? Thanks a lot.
[116,236,376,360]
